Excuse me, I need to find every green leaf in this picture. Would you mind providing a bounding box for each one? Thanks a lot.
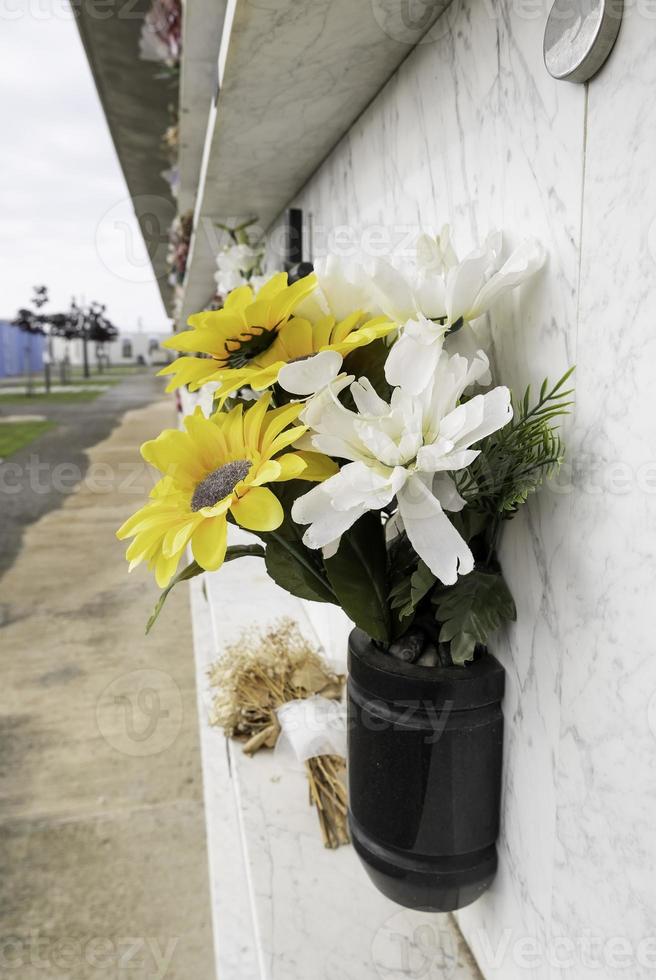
[433,570,516,666]
[410,561,437,609]
[324,512,391,643]
[388,537,435,636]
[258,482,335,604]
[145,545,265,634]
[450,633,477,667]
[265,536,334,603]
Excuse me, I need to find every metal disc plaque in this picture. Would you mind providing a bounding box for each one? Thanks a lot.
[544,0,623,82]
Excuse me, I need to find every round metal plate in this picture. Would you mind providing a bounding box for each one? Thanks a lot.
[544,0,623,83]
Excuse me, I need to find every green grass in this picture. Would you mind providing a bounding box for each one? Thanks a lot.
[0,389,103,404]
[0,365,155,391]
[0,419,56,457]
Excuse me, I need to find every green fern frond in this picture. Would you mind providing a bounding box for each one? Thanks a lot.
[456,368,574,518]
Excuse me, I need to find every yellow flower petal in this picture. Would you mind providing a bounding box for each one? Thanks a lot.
[162,516,201,558]
[230,486,283,532]
[249,364,285,389]
[313,315,335,349]
[274,318,313,359]
[141,429,206,485]
[269,273,317,323]
[268,453,308,481]
[330,310,362,344]
[290,451,339,481]
[157,356,218,393]
[260,403,303,451]
[267,424,308,457]
[255,271,288,301]
[191,516,228,571]
[241,392,272,450]
[155,551,182,588]
[219,403,245,455]
[224,284,254,312]
[251,460,282,485]
[125,524,167,562]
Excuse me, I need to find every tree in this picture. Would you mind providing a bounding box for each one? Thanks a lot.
[12,289,119,393]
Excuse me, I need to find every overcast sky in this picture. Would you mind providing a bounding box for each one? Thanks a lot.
[0,0,170,331]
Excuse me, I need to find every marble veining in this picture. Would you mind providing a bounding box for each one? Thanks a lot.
[548,7,656,979]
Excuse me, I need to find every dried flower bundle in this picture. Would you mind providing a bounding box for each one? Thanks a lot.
[208,619,349,848]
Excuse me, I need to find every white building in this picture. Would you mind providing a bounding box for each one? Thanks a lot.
[51,330,173,368]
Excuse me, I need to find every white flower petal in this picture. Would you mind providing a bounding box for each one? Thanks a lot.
[366,257,417,322]
[385,333,441,396]
[469,238,545,319]
[322,538,341,559]
[451,387,513,448]
[444,325,492,382]
[416,232,442,272]
[291,479,335,525]
[439,399,484,442]
[416,443,479,474]
[316,255,371,321]
[309,433,366,462]
[445,242,495,324]
[277,350,343,395]
[413,273,447,320]
[332,462,407,511]
[432,473,466,512]
[397,476,474,585]
[300,375,354,429]
[350,377,390,417]
[294,482,368,549]
[302,505,367,550]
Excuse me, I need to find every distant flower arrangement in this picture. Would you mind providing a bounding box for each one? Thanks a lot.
[166,210,193,287]
[213,220,267,303]
[139,0,182,70]
[120,226,573,668]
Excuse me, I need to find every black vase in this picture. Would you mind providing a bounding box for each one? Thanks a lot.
[347,628,505,913]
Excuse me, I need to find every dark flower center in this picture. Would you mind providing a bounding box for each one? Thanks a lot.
[191,459,252,511]
[222,325,278,369]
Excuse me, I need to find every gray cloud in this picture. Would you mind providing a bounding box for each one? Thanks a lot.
[0,0,171,329]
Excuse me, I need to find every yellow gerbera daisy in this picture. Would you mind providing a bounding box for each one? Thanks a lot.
[158,271,396,400]
[116,393,337,587]
[159,271,317,392]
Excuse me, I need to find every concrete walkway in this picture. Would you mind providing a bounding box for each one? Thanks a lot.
[0,370,168,578]
[0,393,213,978]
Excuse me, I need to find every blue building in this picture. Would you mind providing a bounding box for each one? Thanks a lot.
[0,320,44,379]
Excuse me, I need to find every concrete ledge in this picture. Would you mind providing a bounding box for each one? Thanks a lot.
[189,527,482,979]
[178,0,228,212]
[179,0,454,323]
[74,0,178,313]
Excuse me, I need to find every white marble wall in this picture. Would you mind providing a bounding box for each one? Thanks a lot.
[268,1,656,978]
[549,8,656,980]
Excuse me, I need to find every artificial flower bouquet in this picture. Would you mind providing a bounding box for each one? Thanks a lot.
[118,228,572,668]
[213,218,266,301]
[139,0,182,70]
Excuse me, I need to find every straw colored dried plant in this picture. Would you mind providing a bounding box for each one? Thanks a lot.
[208,619,348,848]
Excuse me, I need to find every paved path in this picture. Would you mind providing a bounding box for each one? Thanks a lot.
[0,371,165,578]
[0,390,213,979]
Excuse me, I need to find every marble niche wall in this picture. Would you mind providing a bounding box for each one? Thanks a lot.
[267,1,656,978]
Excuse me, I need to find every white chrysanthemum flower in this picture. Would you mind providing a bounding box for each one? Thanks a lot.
[293,255,374,324]
[214,243,264,296]
[373,229,545,395]
[292,349,512,585]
